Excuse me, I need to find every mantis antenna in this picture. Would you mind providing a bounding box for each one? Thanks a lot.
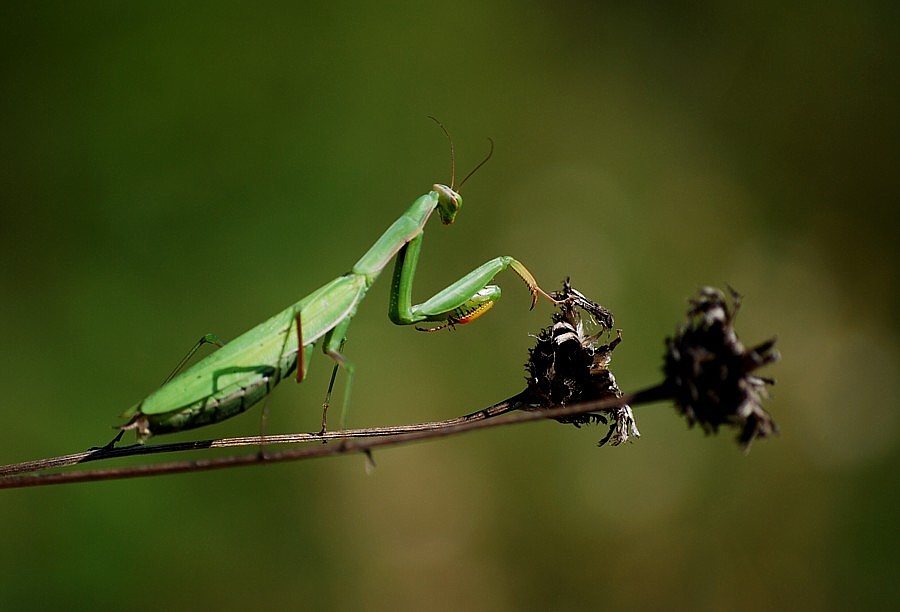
[428,115,456,188]
[457,137,493,191]
[427,116,495,192]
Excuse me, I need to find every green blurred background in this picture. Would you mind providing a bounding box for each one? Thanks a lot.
[2,2,897,610]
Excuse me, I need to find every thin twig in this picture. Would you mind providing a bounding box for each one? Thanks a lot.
[0,394,529,478]
[0,385,669,489]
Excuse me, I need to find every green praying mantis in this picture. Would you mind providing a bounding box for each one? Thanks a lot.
[115,128,554,444]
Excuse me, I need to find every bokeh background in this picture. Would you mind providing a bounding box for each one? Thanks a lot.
[2,2,897,610]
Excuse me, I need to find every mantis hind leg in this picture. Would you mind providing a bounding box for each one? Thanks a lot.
[163,333,225,384]
[95,333,226,450]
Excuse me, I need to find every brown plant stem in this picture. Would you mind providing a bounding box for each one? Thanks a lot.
[0,393,530,478]
[0,384,669,490]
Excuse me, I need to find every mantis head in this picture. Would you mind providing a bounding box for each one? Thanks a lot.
[433,184,462,225]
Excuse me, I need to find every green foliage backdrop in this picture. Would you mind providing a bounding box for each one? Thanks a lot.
[1,2,898,610]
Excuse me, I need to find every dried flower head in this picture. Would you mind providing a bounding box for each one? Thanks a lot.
[664,287,779,450]
[524,280,638,446]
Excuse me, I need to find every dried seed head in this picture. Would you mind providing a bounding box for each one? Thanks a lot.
[664,287,779,450]
[524,279,638,446]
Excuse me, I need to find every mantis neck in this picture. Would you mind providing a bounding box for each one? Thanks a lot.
[351,191,439,283]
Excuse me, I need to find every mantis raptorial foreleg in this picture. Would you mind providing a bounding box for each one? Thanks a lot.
[116,128,556,444]
[389,233,543,330]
